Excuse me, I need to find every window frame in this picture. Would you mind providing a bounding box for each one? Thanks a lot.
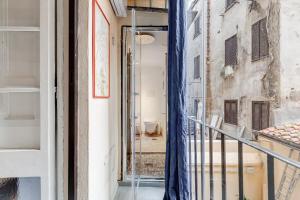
[252,18,269,62]
[224,100,238,125]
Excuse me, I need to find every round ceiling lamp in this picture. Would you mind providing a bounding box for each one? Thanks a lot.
[136,33,155,45]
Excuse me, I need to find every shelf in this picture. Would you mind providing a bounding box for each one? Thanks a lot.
[0,26,40,32]
[0,119,39,126]
[0,149,39,153]
[0,87,40,93]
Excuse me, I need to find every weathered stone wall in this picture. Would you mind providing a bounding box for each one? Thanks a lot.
[273,0,300,124]
[209,0,281,135]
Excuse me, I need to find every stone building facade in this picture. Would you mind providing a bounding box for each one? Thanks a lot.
[188,0,300,136]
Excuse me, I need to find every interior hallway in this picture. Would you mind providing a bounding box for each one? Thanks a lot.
[114,187,165,200]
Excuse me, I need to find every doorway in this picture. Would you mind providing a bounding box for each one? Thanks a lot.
[121,26,168,182]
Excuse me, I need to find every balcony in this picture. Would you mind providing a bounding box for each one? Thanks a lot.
[187,117,300,200]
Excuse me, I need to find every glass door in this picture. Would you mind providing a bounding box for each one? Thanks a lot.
[121,11,140,197]
[130,8,139,200]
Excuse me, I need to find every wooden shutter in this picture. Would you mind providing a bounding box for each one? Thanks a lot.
[252,101,270,130]
[261,102,270,129]
[194,16,201,39]
[252,21,260,61]
[194,55,200,79]
[252,102,261,130]
[225,102,231,123]
[260,18,269,57]
[232,101,238,125]
[225,35,237,66]
[224,100,238,125]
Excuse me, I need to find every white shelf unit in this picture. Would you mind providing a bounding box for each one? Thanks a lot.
[0,0,55,199]
[0,0,41,149]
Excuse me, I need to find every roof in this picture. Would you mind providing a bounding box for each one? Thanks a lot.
[259,123,300,146]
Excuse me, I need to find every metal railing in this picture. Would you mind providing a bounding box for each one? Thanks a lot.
[187,116,300,200]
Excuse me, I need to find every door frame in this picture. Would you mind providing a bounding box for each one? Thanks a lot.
[120,25,168,183]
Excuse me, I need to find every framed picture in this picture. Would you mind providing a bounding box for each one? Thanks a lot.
[92,0,110,98]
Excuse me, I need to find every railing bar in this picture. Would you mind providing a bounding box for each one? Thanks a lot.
[221,133,227,200]
[238,142,244,200]
[209,128,214,200]
[200,124,205,200]
[267,155,275,200]
[194,121,198,200]
[188,120,192,200]
[187,117,300,168]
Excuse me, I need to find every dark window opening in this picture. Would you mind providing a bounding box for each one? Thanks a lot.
[187,10,198,29]
[226,0,235,9]
[252,101,270,131]
[224,100,238,125]
[252,18,269,61]
[194,55,200,79]
[194,16,201,39]
[225,34,238,66]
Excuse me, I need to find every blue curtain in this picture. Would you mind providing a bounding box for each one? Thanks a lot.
[164,0,189,199]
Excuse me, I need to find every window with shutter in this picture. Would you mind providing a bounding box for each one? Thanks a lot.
[252,22,260,61]
[224,100,238,125]
[259,18,269,57]
[225,35,238,66]
[194,55,200,79]
[194,16,201,39]
[252,101,270,130]
[252,18,269,61]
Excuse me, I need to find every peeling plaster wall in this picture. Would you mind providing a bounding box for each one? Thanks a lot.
[209,0,280,135]
[274,0,300,124]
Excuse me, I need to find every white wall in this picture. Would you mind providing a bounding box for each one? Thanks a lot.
[141,67,164,129]
[88,0,119,199]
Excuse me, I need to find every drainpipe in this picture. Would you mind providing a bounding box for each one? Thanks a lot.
[201,0,207,200]
[206,0,212,120]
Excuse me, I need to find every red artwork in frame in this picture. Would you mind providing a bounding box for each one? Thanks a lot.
[92,0,111,98]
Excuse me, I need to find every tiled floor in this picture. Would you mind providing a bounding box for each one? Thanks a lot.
[114,187,165,200]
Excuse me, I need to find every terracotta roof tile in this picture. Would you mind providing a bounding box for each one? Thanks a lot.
[259,123,300,146]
